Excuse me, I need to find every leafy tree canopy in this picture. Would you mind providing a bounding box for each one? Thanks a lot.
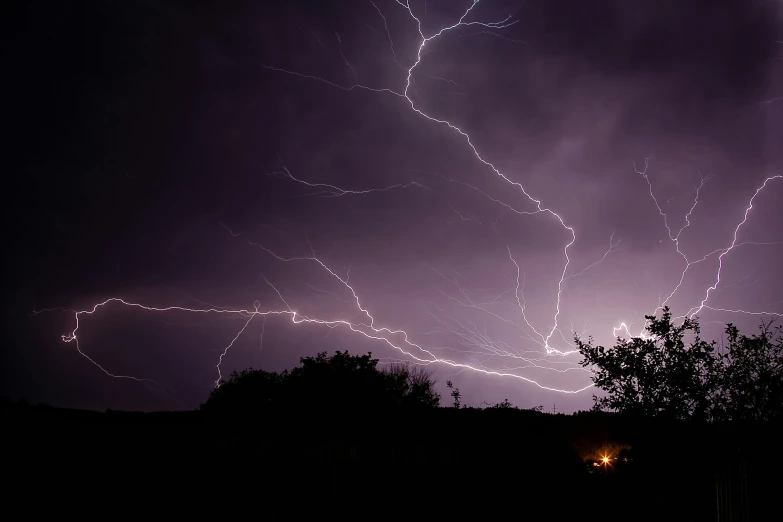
[576,307,783,422]
[716,322,783,421]
[201,351,440,415]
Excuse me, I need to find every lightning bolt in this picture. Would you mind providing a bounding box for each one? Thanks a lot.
[688,175,783,318]
[615,162,782,339]
[267,156,429,197]
[565,232,621,282]
[263,1,574,353]
[62,238,592,394]
[634,158,711,311]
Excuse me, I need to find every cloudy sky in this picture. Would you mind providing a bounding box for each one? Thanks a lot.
[4,0,782,412]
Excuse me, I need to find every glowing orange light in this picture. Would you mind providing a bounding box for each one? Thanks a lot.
[601,456,610,464]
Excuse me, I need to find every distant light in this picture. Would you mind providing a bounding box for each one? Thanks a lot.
[601,456,610,464]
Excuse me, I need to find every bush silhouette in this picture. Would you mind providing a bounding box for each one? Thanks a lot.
[201,351,440,415]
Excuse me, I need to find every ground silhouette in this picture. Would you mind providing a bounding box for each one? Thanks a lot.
[5,316,783,519]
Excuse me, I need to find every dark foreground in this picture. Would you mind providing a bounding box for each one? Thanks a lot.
[4,401,781,520]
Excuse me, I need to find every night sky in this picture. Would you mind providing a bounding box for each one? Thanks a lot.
[4,0,782,412]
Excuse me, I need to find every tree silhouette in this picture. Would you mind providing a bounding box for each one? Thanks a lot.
[201,351,440,415]
[446,380,461,408]
[200,368,285,415]
[576,307,721,420]
[382,362,441,408]
[715,322,783,421]
[576,308,783,421]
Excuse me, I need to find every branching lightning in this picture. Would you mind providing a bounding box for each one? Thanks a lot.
[688,175,783,318]
[267,157,429,197]
[614,164,782,339]
[46,0,782,404]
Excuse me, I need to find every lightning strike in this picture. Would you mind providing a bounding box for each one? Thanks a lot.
[263,0,575,355]
[267,158,429,197]
[565,232,621,281]
[688,175,783,318]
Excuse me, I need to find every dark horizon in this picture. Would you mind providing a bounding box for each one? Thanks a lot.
[3,0,782,413]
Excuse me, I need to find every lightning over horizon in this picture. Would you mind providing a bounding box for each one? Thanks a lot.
[9,0,782,411]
